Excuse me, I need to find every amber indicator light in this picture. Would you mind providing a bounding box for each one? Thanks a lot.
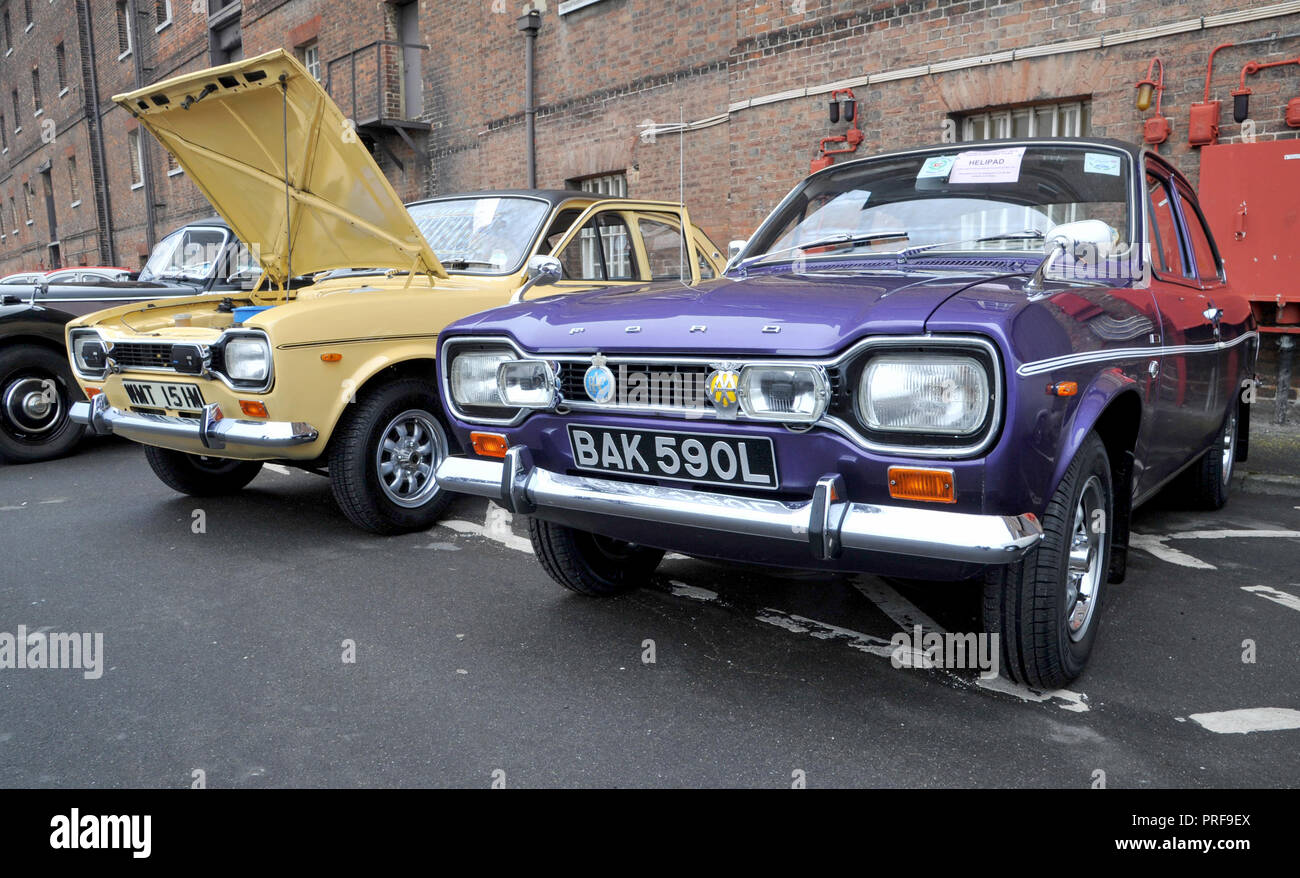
[471,432,509,458]
[239,400,270,418]
[888,466,956,503]
[321,353,343,362]
[1049,381,1079,397]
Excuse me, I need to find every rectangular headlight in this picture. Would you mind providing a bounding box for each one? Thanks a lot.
[449,350,515,408]
[497,359,555,409]
[739,366,829,422]
[859,354,989,434]
[223,337,271,383]
[71,331,108,375]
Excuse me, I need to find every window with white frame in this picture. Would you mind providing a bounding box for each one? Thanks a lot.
[575,173,629,279]
[22,180,34,223]
[298,40,320,81]
[56,42,67,92]
[154,0,172,31]
[957,99,1091,142]
[128,129,143,188]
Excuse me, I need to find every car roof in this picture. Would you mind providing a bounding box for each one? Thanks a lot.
[408,190,631,210]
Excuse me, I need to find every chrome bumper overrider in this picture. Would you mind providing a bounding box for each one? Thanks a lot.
[435,447,1043,564]
[71,395,318,451]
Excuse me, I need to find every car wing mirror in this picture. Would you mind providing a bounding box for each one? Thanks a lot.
[511,255,563,303]
[1028,220,1119,292]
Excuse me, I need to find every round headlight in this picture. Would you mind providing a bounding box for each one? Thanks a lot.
[498,359,555,409]
[859,354,989,435]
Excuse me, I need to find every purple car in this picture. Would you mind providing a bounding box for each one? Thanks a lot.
[431,139,1257,688]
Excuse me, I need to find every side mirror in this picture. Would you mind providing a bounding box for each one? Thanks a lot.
[1044,219,1117,262]
[728,239,747,260]
[512,255,563,303]
[1028,220,1118,292]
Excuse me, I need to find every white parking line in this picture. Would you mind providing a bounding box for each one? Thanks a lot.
[1188,707,1300,734]
[1241,585,1300,613]
[1131,528,1300,570]
[264,464,293,476]
[852,577,1090,712]
[438,505,533,554]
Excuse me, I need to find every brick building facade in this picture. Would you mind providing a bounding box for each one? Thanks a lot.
[2,0,1299,278]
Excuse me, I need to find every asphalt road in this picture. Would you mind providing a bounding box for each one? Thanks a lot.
[2,436,1297,788]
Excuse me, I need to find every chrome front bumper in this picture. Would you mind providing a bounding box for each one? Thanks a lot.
[435,447,1043,565]
[71,395,318,451]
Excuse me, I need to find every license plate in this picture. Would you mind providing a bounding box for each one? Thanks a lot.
[122,380,206,412]
[567,424,779,490]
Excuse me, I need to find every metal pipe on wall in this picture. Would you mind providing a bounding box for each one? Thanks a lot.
[517,10,541,189]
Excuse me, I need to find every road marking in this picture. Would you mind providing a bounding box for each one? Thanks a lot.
[1130,528,1300,570]
[1188,707,1300,734]
[439,505,533,554]
[754,609,895,659]
[37,498,66,505]
[264,464,293,476]
[852,577,1090,712]
[1241,585,1300,613]
[669,582,718,602]
[1129,533,1217,569]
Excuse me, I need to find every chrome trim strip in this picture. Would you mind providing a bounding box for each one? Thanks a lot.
[435,453,1042,564]
[70,399,317,450]
[72,328,277,394]
[1015,331,1259,377]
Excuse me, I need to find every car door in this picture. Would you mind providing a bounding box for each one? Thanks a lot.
[1173,179,1250,439]
[1144,165,1210,486]
[543,200,706,296]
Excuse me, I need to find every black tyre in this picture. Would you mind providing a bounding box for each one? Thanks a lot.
[1179,405,1237,510]
[529,518,665,596]
[983,432,1112,689]
[144,445,264,496]
[328,378,454,534]
[0,344,85,464]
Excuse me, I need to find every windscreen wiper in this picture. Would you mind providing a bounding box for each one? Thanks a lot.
[896,230,1046,261]
[737,231,911,268]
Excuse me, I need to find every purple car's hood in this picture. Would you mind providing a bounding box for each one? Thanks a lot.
[452,271,1006,356]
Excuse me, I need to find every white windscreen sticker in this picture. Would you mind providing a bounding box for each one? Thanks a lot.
[948,147,1026,184]
[1084,152,1123,176]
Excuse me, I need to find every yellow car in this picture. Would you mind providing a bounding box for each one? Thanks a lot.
[68,49,724,533]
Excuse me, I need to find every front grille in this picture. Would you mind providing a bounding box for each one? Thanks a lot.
[109,342,177,371]
[558,361,713,410]
[108,342,225,375]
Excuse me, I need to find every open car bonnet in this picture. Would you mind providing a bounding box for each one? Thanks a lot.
[113,49,446,288]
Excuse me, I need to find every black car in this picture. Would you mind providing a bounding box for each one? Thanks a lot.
[0,219,263,463]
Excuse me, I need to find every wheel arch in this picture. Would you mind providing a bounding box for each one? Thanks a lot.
[1051,376,1142,584]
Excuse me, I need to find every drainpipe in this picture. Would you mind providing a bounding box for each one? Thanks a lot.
[128,0,157,253]
[517,10,541,189]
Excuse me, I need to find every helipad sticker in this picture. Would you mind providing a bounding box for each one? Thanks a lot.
[917,155,956,179]
[1084,152,1122,176]
[948,147,1026,184]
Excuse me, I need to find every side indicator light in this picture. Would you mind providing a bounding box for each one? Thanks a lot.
[888,466,956,504]
[1049,381,1079,397]
[471,431,509,458]
[84,387,101,398]
[321,353,343,362]
[239,400,269,418]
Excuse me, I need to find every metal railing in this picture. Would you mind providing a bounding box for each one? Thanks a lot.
[324,40,430,128]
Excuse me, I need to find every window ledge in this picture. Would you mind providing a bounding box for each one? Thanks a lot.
[155,19,172,34]
[167,166,183,176]
[24,23,33,34]
[130,181,143,190]
[14,127,22,134]
[69,200,81,208]
[4,49,12,57]
[33,109,42,118]
[58,87,69,98]
[25,220,34,226]
[118,48,133,62]
[559,0,608,14]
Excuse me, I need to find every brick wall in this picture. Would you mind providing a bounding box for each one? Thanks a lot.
[3,0,1300,274]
